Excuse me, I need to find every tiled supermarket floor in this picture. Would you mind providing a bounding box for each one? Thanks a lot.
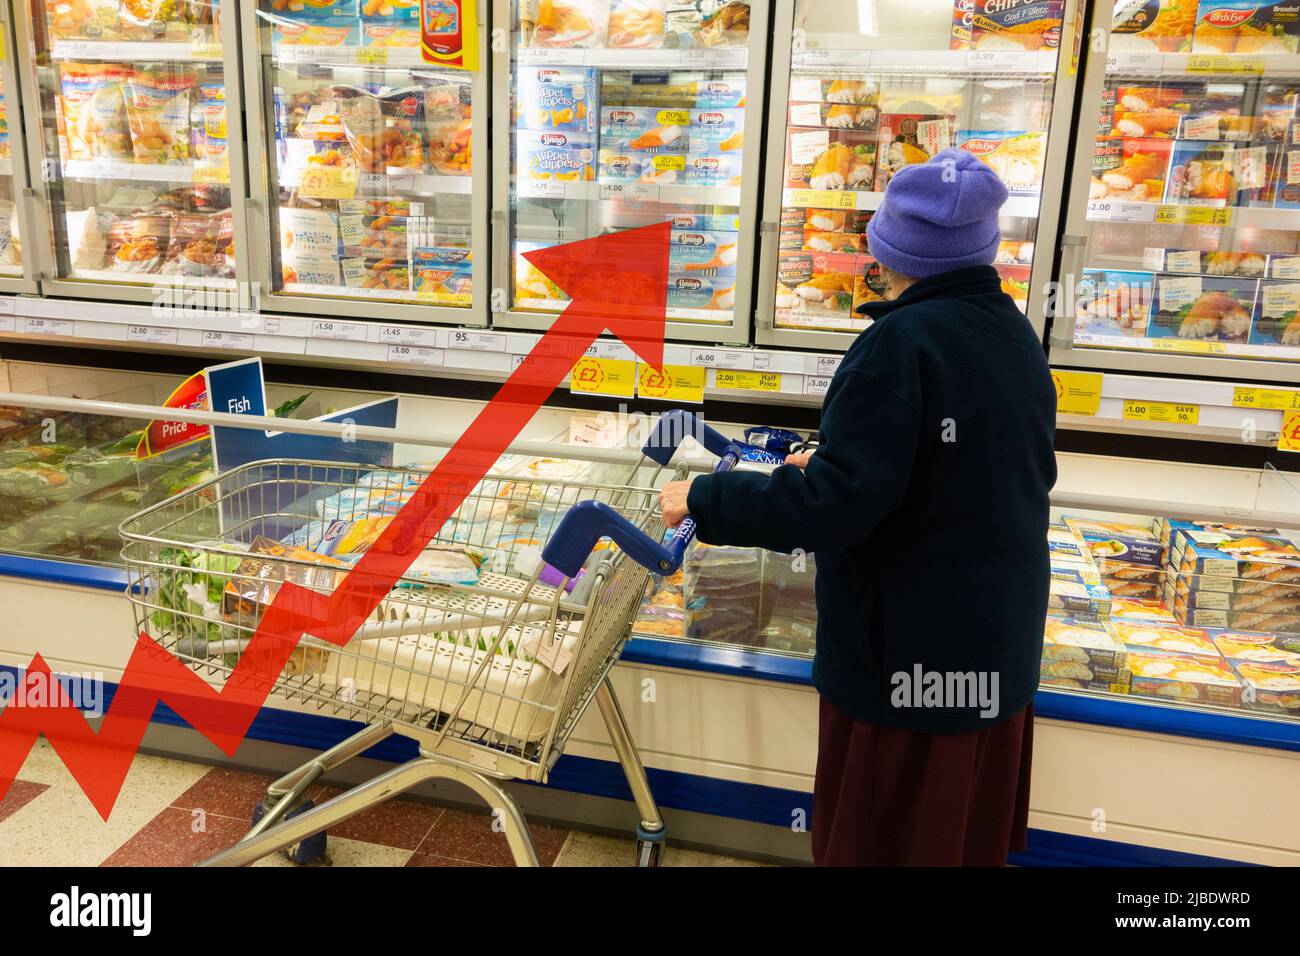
[0,739,766,867]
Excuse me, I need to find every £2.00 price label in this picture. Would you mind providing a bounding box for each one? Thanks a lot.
[714,369,782,392]
[1050,370,1103,416]
[637,363,705,404]
[1123,399,1199,426]
[569,356,636,398]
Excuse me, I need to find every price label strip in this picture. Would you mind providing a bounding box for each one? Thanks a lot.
[569,356,636,398]
[1123,399,1200,426]
[1154,204,1232,226]
[637,363,705,404]
[1232,387,1300,412]
[387,345,444,366]
[713,369,782,393]
[785,188,861,211]
[1051,370,1103,416]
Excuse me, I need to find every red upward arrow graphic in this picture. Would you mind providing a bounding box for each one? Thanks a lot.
[0,222,670,820]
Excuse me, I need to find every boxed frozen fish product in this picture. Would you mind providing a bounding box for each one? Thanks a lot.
[1075,269,1154,336]
[852,257,888,311]
[971,0,1064,50]
[1127,649,1243,705]
[666,272,734,312]
[1192,1,1300,53]
[1042,615,1129,675]
[1049,560,1112,618]
[517,67,598,133]
[340,256,411,293]
[1148,274,1258,342]
[1156,249,1267,276]
[1091,137,1173,202]
[358,0,419,19]
[957,130,1047,194]
[995,263,1030,311]
[266,0,360,20]
[668,0,750,48]
[952,0,976,48]
[669,229,738,275]
[681,151,741,187]
[788,99,881,132]
[514,240,568,310]
[361,22,421,45]
[774,251,856,318]
[279,207,342,261]
[413,247,472,305]
[1215,630,1300,663]
[271,20,360,49]
[1164,140,1239,206]
[1230,659,1300,712]
[785,128,876,191]
[1109,597,1180,623]
[600,106,688,154]
[1111,0,1199,52]
[525,0,611,48]
[607,0,666,47]
[689,108,744,152]
[875,114,953,190]
[518,129,596,181]
[1170,528,1300,579]
[282,253,342,287]
[1112,620,1221,657]
[1249,278,1300,346]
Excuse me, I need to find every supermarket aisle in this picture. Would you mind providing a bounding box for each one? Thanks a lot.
[0,740,764,868]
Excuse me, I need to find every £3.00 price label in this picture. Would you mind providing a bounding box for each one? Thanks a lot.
[637,363,705,403]
[569,356,636,398]
[1123,399,1199,426]
[714,370,782,392]
[1154,204,1232,227]
[387,345,444,367]
[1232,386,1300,412]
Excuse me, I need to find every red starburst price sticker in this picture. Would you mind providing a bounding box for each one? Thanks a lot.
[570,356,636,398]
[1280,411,1300,453]
[1051,370,1102,417]
[637,363,705,403]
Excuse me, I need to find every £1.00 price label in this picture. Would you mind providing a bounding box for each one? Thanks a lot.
[569,356,636,398]
[714,370,782,392]
[1123,399,1199,426]
[637,363,705,403]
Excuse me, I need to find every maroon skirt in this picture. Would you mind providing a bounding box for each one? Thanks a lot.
[812,697,1033,866]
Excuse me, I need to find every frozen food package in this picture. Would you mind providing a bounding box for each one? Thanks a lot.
[514,241,569,309]
[65,207,108,270]
[1090,137,1173,202]
[124,68,196,165]
[958,130,1046,194]
[971,0,1064,50]
[669,229,738,275]
[875,114,952,190]
[60,63,133,162]
[996,263,1030,311]
[600,106,689,154]
[424,87,472,175]
[775,251,856,321]
[527,0,611,48]
[413,246,473,305]
[518,129,596,181]
[1110,0,1198,52]
[689,108,743,152]
[106,215,169,274]
[341,255,412,293]
[852,257,888,311]
[1076,270,1155,336]
[692,0,749,47]
[788,98,881,132]
[607,0,665,47]
[1164,140,1238,206]
[361,22,420,45]
[119,0,189,40]
[666,272,734,312]
[952,0,976,48]
[1148,273,1257,342]
[47,0,123,40]
[1251,279,1300,347]
[266,0,359,20]
[359,0,418,18]
[160,211,228,278]
[785,128,875,191]
[1126,649,1243,705]
[1192,1,1300,53]
[517,66,598,132]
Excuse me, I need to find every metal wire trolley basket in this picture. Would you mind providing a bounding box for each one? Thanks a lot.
[119,410,737,867]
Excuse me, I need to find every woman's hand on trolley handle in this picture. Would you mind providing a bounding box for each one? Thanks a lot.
[660,452,812,527]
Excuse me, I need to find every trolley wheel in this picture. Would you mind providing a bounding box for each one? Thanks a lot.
[635,823,666,868]
[251,799,329,866]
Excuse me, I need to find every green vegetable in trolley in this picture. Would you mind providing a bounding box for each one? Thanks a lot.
[149,545,245,644]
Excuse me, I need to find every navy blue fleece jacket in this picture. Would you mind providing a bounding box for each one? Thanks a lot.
[687,265,1057,733]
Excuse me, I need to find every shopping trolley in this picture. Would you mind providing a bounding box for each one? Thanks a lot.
[119,410,740,867]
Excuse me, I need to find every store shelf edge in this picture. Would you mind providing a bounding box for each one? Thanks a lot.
[0,554,127,592]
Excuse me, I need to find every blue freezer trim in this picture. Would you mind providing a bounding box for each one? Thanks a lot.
[621,637,815,684]
[0,663,1253,867]
[0,553,127,592]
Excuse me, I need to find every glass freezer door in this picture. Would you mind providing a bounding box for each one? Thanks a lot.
[755,0,1083,351]
[0,10,37,293]
[1049,0,1300,384]
[14,0,252,306]
[494,0,769,344]
[241,0,489,325]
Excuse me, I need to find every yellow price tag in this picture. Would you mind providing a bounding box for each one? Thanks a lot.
[569,356,636,398]
[786,189,859,210]
[637,363,706,404]
[1154,204,1232,227]
[1150,338,1228,355]
[1051,370,1103,416]
[1280,411,1300,453]
[356,48,389,65]
[655,110,690,126]
[714,369,782,392]
[189,41,222,59]
[1123,399,1200,426]
[1232,387,1300,412]
[192,164,229,184]
[1186,54,1263,75]
[298,164,359,200]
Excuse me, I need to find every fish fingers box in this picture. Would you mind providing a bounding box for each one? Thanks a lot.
[689,109,745,153]
[971,0,1064,50]
[1148,273,1258,342]
[1127,649,1244,706]
[1249,279,1300,347]
[600,106,688,154]
[668,229,738,276]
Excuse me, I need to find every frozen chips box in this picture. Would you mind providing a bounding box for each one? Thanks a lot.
[1127,649,1244,706]
[1075,269,1154,336]
[517,67,598,133]
[1110,0,1199,52]
[1148,273,1258,342]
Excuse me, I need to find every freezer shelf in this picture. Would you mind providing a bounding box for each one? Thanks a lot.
[256,4,478,313]
[28,1,238,293]
[763,0,1064,336]
[508,1,755,329]
[1067,3,1300,371]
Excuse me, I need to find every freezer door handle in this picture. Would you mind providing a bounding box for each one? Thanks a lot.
[1048,234,1088,349]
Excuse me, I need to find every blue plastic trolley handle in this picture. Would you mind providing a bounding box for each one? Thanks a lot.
[542,409,739,577]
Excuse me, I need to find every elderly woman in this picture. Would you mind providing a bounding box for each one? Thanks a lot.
[660,149,1057,866]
